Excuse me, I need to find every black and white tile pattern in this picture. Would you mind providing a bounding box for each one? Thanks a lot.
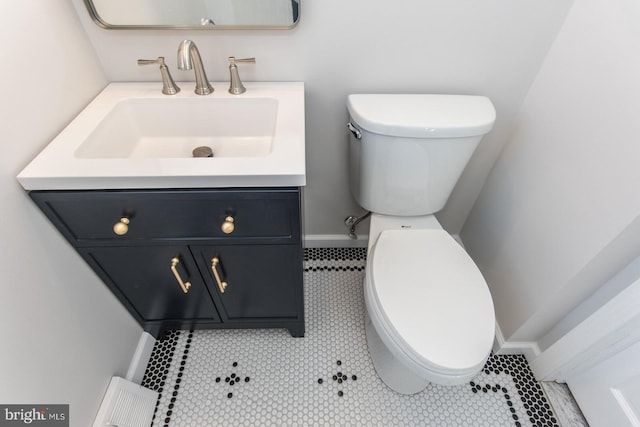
[142,248,563,426]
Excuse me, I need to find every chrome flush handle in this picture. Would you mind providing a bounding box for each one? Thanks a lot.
[348,122,362,139]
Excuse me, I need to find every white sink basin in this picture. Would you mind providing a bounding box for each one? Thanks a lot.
[18,82,305,189]
[76,97,277,159]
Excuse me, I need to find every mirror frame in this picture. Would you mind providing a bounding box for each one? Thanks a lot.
[83,0,300,30]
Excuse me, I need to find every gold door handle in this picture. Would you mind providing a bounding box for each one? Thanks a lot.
[211,257,228,293]
[113,217,130,235]
[221,216,235,234]
[170,257,191,293]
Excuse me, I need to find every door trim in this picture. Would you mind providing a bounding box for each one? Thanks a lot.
[530,276,640,382]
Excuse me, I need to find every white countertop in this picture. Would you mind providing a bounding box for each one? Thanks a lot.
[17,82,305,190]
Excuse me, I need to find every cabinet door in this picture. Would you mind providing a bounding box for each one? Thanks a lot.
[81,246,220,323]
[193,245,303,322]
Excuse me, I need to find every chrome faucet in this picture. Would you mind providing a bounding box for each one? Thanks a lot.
[177,40,213,95]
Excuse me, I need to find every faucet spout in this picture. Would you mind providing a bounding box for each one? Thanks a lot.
[177,40,213,95]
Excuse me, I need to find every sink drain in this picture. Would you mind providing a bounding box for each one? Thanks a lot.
[192,146,214,158]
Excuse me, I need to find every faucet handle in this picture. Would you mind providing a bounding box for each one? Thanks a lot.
[228,57,256,95]
[229,57,256,64]
[137,57,180,95]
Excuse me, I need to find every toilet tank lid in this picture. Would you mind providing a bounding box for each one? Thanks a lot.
[347,94,496,138]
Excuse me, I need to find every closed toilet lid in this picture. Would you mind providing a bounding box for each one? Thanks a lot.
[370,229,495,373]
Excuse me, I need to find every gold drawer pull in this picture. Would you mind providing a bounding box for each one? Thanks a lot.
[211,257,228,293]
[221,216,235,234]
[170,257,191,293]
[113,217,130,235]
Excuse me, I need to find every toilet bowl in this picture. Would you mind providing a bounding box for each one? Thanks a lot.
[347,94,497,393]
[363,215,495,393]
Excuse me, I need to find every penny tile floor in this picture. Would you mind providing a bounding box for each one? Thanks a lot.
[142,248,580,427]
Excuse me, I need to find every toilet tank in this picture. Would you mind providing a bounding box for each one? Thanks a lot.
[348,94,495,216]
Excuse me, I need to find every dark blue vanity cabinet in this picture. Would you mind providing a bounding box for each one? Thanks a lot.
[29,188,304,339]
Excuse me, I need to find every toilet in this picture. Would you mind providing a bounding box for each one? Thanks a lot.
[347,94,497,394]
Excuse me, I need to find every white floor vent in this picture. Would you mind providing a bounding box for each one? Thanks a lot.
[92,376,158,427]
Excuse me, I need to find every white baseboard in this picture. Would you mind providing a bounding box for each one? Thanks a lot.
[304,234,368,248]
[303,230,464,249]
[493,322,541,362]
[303,232,462,249]
[125,332,156,384]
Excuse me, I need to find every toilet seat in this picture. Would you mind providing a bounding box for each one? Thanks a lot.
[366,229,495,382]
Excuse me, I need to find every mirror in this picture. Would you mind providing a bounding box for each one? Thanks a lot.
[84,0,300,29]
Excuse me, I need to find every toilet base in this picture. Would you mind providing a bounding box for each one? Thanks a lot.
[365,310,429,395]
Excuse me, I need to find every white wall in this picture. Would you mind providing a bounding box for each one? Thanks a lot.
[0,1,142,425]
[71,0,574,237]
[461,0,640,345]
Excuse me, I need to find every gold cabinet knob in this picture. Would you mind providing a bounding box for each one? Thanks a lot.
[221,216,235,234]
[113,217,130,235]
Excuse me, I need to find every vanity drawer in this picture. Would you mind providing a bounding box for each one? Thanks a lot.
[30,188,301,244]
